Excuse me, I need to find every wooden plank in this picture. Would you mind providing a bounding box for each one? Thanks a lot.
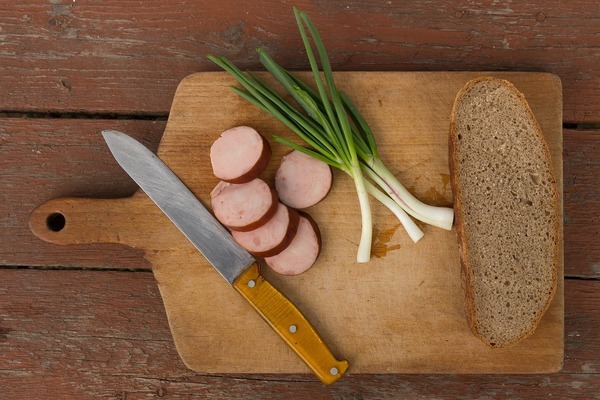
[25,72,565,374]
[0,118,165,269]
[1,117,598,278]
[1,269,597,398]
[563,130,600,278]
[0,1,598,123]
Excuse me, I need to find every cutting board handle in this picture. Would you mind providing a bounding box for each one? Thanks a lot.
[29,194,162,247]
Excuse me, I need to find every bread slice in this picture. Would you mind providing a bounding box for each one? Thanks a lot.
[448,77,560,348]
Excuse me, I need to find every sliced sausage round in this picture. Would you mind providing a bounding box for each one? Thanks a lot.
[231,203,300,258]
[210,126,271,184]
[210,178,278,232]
[275,150,333,209]
[264,212,322,276]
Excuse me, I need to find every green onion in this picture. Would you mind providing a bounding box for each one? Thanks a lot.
[207,7,454,262]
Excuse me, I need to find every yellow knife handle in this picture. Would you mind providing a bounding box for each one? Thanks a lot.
[233,262,349,384]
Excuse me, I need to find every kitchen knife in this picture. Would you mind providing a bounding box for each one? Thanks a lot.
[102,130,349,384]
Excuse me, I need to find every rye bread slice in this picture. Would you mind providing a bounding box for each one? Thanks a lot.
[449,77,560,348]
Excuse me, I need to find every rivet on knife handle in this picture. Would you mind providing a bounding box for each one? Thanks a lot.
[233,262,349,384]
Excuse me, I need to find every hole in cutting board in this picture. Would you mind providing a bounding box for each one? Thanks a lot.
[46,212,66,232]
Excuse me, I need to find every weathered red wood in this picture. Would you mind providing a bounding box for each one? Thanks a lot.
[0,118,165,269]
[0,269,597,398]
[0,1,598,123]
[2,118,596,277]
[563,130,600,278]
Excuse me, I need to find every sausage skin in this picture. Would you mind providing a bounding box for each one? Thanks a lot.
[210,126,271,184]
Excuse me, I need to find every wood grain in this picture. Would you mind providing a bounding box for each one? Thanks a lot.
[1,269,598,399]
[25,72,564,374]
[0,1,598,123]
[563,130,600,278]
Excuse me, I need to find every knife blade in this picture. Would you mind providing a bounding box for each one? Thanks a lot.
[102,130,349,384]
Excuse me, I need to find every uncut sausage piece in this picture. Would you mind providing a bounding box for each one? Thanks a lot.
[275,150,333,209]
[264,212,321,276]
[231,203,300,258]
[210,178,278,232]
[210,126,272,184]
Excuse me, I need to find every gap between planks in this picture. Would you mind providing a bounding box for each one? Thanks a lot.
[0,112,599,130]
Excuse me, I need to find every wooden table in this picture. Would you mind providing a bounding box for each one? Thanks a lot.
[1,1,598,398]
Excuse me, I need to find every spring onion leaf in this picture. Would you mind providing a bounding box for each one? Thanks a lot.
[208,8,454,262]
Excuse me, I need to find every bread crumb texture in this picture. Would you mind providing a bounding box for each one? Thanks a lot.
[452,77,559,348]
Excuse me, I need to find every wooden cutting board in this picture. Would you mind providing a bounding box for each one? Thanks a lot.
[30,71,564,374]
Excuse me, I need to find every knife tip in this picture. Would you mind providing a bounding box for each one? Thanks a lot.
[101,129,120,138]
[101,130,131,147]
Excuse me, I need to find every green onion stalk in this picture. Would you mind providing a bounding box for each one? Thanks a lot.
[207,7,453,262]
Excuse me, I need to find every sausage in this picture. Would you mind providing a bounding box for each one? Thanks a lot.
[264,212,322,276]
[231,203,300,257]
[210,178,278,232]
[275,150,333,209]
[210,126,271,184]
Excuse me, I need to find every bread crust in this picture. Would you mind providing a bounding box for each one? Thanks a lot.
[448,76,560,348]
